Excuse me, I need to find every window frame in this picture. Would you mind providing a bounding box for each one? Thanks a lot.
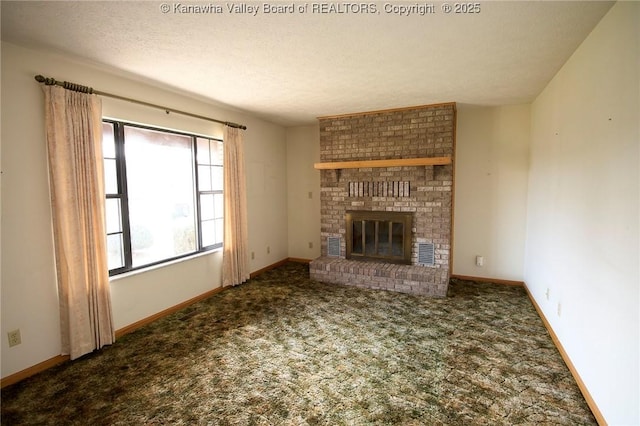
[103,119,223,277]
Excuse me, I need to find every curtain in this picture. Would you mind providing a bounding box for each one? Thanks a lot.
[42,85,114,360]
[222,126,250,287]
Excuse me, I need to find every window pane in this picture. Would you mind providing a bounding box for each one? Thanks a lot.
[102,123,116,158]
[212,166,223,191]
[124,126,196,267]
[214,193,224,219]
[105,198,122,234]
[198,165,212,191]
[104,158,118,194]
[200,193,214,220]
[196,138,211,165]
[211,140,223,165]
[201,220,215,247]
[215,218,224,245]
[107,233,124,270]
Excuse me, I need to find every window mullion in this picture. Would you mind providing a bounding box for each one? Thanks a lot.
[115,122,133,271]
[193,135,203,251]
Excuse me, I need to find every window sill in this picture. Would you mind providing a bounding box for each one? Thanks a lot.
[109,248,221,282]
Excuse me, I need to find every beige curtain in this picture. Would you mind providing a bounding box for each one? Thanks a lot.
[42,85,114,360]
[222,126,250,287]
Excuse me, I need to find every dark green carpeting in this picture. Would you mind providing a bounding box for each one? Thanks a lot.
[1,262,595,425]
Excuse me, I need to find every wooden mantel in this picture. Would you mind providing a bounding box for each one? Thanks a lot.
[313,156,451,170]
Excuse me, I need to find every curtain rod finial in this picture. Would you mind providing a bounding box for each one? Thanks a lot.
[226,122,247,130]
[35,75,57,86]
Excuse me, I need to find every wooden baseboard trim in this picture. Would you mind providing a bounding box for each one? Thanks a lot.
[451,274,524,287]
[115,286,225,339]
[1,354,69,389]
[523,284,607,426]
[249,258,290,278]
[287,257,312,264]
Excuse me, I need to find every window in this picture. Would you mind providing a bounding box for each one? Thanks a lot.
[102,121,223,275]
[196,137,224,248]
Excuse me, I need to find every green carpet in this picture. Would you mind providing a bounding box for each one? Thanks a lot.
[1,262,595,425]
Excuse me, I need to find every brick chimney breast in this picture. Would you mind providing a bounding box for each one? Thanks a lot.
[310,103,456,297]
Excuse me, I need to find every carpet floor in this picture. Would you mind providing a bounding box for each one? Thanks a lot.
[1,262,596,425]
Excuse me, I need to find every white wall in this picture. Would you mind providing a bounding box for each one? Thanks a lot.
[525,2,639,424]
[246,121,289,269]
[286,125,321,260]
[454,104,530,281]
[0,42,288,378]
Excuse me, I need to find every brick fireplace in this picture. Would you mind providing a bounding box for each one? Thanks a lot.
[309,103,456,297]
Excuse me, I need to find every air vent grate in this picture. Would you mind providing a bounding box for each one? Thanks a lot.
[418,243,435,266]
[327,237,341,257]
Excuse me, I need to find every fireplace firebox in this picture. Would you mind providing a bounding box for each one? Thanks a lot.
[346,210,412,264]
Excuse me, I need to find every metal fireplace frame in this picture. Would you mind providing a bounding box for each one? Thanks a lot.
[345,210,413,265]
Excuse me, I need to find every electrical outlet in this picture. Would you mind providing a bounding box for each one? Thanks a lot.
[308,191,313,199]
[557,303,562,317]
[475,255,484,267]
[251,251,255,260]
[8,329,21,347]
[267,246,270,254]
[546,288,550,300]
[308,242,313,249]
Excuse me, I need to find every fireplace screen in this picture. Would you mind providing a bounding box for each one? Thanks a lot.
[346,211,412,264]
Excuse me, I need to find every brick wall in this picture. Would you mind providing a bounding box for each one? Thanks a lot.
[311,103,456,296]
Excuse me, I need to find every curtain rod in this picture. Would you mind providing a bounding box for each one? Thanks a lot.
[34,75,247,130]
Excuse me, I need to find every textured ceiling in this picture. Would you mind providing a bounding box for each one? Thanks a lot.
[1,1,614,126]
